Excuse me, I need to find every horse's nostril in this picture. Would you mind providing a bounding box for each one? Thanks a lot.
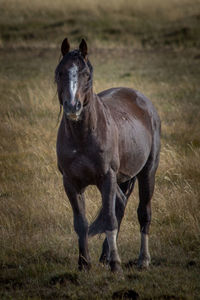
[76,101,81,111]
[63,100,81,115]
[63,101,73,113]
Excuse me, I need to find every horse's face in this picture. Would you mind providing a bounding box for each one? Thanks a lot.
[55,38,93,121]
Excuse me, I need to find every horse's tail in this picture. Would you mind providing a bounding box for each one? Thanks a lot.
[88,208,104,237]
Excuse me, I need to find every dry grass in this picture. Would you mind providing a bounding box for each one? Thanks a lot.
[0,1,200,299]
[1,0,200,49]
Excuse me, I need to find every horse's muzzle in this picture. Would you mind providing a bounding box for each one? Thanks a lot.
[63,100,82,121]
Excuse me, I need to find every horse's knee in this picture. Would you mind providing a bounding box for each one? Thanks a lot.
[104,213,118,231]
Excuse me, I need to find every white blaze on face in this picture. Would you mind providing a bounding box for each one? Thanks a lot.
[69,63,78,106]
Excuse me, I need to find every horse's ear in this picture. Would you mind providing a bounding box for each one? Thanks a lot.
[79,39,88,58]
[61,38,70,56]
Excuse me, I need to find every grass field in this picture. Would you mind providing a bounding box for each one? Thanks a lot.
[0,1,200,299]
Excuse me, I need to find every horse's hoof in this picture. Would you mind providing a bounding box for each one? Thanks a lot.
[78,262,91,271]
[78,257,91,271]
[99,254,109,265]
[110,261,123,273]
[137,257,150,269]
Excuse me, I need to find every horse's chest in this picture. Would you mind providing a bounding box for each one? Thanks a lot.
[58,144,104,185]
[70,152,97,177]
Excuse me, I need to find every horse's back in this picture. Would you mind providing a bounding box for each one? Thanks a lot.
[98,87,159,126]
[98,87,160,180]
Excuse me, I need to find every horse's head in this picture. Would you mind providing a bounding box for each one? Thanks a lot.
[55,38,93,121]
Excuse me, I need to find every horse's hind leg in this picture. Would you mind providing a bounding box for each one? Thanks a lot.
[137,150,160,268]
[99,177,136,264]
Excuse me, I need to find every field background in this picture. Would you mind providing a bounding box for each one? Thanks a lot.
[0,0,200,299]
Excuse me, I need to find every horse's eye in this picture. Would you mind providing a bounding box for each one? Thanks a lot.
[85,71,90,77]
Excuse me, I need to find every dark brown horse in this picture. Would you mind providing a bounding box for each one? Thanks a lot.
[55,38,161,273]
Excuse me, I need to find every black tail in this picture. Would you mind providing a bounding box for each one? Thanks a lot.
[88,208,104,237]
[88,177,136,237]
[120,176,136,198]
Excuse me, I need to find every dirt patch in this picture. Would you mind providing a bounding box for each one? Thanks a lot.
[0,277,23,290]
[112,289,139,299]
[48,272,79,286]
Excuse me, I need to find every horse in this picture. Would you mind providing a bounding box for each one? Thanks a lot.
[55,38,161,273]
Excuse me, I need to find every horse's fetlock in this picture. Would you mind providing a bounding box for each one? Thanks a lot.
[78,255,91,271]
[109,250,121,263]
[138,253,151,269]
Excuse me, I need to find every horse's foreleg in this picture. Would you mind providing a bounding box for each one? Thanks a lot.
[99,178,136,264]
[99,169,121,272]
[63,176,91,271]
[99,185,126,265]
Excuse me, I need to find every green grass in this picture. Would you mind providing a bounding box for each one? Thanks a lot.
[0,1,200,299]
